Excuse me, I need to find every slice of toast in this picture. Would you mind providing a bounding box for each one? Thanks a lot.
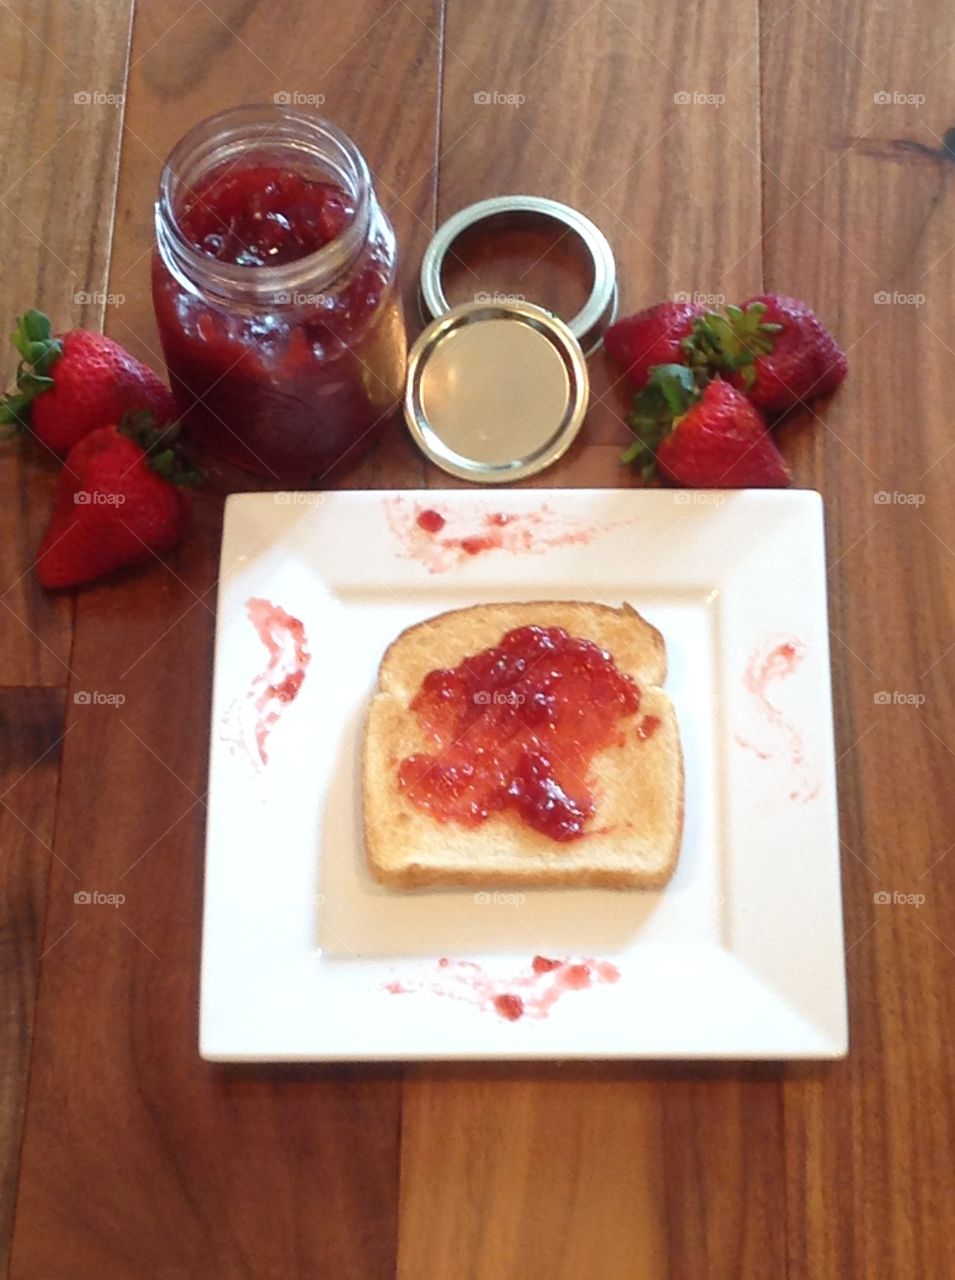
[363,601,684,890]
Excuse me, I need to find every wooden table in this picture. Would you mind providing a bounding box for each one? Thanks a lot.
[2,2,953,1276]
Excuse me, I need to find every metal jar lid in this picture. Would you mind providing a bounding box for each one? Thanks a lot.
[419,194,618,356]
[404,299,589,484]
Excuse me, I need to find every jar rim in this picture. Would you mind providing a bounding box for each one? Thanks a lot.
[155,103,373,304]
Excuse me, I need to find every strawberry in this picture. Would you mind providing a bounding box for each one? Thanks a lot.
[688,295,847,413]
[605,301,704,390]
[36,415,201,589]
[622,365,791,488]
[1,310,177,454]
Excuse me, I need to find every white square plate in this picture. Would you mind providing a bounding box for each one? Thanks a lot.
[202,488,846,1060]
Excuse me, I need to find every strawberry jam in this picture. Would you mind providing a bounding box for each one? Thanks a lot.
[176,165,355,268]
[493,993,524,1021]
[416,508,446,533]
[398,625,640,842]
[637,714,660,741]
[153,108,406,483]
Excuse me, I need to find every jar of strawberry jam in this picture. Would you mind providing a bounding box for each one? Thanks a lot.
[152,105,406,482]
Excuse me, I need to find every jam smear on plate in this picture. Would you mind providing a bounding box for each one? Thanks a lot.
[242,597,310,766]
[385,954,622,1021]
[736,635,818,802]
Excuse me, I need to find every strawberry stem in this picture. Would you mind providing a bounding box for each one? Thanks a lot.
[0,310,63,429]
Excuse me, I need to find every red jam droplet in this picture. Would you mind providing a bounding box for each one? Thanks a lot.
[178,164,355,267]
[637,714,660,741]
[460,535,497,556]
[397,625,640,842]
[532,955,562,974]
[493,993,524,1021]
[416,508,446,534]
[563,963,593,989]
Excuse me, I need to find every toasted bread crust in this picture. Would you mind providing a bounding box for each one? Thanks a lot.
[363,602,684,891]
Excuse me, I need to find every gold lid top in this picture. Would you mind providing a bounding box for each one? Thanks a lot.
[404,301,589,484]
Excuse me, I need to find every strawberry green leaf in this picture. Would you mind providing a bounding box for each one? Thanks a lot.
[118,411,203,487]
[650,362,697,415]
[622,362,702,475]
[21,310,51,343]
[149,448,176,477]
[620,437,658,478]
[13,311,62,373]
[0,393,31,428]
[685,301,782,379]
[1,310,63,431]
[18,372,55,395]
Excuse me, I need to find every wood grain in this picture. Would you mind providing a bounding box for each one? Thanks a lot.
[759,3,955,1277]
[0,689,66,1275]
[0,0,134,684]
[399,1070,670,1279]
[398,1066,786,1280]
[7,1,440,1276]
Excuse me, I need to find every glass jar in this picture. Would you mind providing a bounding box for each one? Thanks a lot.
[152,104,406,483]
